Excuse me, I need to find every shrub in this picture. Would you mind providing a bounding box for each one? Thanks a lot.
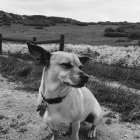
[104,28,115,33]
[104,32,128,37]
[128,30,140,39]
[116,27,125,32]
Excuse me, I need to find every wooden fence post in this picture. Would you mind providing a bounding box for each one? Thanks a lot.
[0,34,2,55]
[33,37,37,44]
[59,34,65,51]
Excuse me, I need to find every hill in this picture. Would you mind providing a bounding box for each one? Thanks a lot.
[0,11,23,25]
[0,10,89,26]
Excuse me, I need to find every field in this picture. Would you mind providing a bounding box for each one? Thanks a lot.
[0,23,140,140]
[0,23,119,45]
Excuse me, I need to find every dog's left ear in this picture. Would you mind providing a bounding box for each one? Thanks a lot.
[79,56,91,65]
[27,41,51,65]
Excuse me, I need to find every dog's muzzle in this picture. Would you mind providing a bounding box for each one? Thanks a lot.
[73,73,89,88]
[63,73,89,88]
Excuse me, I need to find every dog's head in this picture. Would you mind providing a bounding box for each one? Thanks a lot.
[27,41,90,88]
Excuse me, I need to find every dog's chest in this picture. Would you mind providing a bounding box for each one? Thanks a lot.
[43,90,84,131]
[44,111,71,131]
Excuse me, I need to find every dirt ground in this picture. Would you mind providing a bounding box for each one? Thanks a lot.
[0,74,140,140]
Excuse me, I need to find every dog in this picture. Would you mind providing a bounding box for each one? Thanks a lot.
[27,41,102,140]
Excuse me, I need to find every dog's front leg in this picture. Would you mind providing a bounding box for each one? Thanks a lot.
[51,130,59,140]
[51,134,58,140]
[71,121,80,140]
[37,91,43,106]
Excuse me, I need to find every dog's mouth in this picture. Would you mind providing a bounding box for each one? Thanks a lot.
[63,82,71,86]
[62,74,89,88]
[63,81,86,88]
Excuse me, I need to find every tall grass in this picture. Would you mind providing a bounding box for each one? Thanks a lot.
[86,80,140,122]
[84,61,140,83]
[0,56,43,91]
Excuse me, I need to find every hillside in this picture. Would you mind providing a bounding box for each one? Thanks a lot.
[0,11,23,24]
[1,10,140,46]
[0,10,88,26]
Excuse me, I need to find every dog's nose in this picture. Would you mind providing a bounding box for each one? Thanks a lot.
[84,74,89,82]
[80,72,89,82]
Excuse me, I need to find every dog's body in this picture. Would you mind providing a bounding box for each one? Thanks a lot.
[27,42,102,140]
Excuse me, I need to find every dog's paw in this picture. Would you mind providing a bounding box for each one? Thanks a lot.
[87,130,96,139]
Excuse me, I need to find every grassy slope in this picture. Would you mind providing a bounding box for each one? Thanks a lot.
[0,23,119,45]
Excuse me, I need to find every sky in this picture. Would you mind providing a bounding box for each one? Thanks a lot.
[0,0,140,22]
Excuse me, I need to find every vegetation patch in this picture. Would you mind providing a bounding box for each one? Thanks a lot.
[104,32,127,37]
[86,80,140,122]
[0,56,42,91]
[84,61,140,83]
[104,23,140,43]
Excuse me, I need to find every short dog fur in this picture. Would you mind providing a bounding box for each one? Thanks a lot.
[27,41,102,140]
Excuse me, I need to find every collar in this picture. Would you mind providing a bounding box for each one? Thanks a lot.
[41,92,66,104]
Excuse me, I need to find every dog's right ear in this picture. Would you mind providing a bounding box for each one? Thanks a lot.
[26,41,51,65]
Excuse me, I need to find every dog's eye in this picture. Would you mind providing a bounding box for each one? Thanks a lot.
[60,63,73,69]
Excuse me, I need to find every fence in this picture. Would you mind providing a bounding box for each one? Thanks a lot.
[0,34,65,54]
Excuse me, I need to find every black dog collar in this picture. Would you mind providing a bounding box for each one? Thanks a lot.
[41,93,66,104]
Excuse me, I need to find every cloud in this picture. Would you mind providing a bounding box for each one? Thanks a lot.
[0,0,140,22]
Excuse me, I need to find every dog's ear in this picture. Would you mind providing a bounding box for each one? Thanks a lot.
[79,56,91,65]
[27,41,51,65]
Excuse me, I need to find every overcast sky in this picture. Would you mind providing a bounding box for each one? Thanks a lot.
[0,0,140,22]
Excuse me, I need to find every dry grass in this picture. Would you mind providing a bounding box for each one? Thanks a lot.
[2,42,140,69]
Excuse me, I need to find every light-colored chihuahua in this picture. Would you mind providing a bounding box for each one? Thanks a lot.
[27,41,102,140]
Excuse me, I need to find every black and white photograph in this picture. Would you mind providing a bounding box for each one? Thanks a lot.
[0,0,140,140]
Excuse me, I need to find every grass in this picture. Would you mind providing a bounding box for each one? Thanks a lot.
[0,56,42,91]
[0,55,140,123]
[0,23,119,45]
[84,61,140,89]
[86,81,140,122]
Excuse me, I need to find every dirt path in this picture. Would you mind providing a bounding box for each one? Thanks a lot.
[0,74,140,140]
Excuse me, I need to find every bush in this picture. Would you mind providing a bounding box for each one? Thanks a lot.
[104,32,128,37]
[116,27,125,32]
[104,28,115,33]
[128,30,140,39]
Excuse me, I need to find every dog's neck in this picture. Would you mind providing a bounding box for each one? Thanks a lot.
[40,67,71,99]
